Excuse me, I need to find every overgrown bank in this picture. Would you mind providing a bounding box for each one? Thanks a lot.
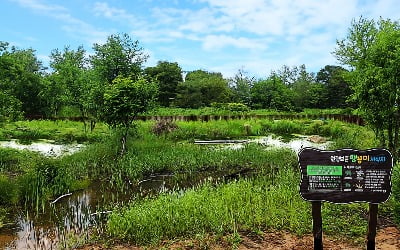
[0,118,399,248]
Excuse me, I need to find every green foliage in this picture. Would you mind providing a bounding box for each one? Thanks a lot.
[316,65,352,108]
[145,61,183,107]
[91,33,147,84]
[250,76,293,111]
[107,167,310,245]
[211,102,250,113]
[260,120,302,135]
[335,17,400,160]
[175,70,232,108]
[392,164,400,225]
[0,42,45,117]
[0,120,109,143]
[229,68,255,105]
[0,91,23,122]
[103,77,158,129]
[0,175,18,205]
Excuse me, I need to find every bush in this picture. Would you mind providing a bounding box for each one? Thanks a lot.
[0,175,18,205]
[211,102,250,113]
[152,120,178,136]
[392,165,400,225]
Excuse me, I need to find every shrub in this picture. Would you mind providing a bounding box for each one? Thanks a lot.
[0,175,18,205]
[152,120,178,136]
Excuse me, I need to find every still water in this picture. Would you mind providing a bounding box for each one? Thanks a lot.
[0,135,329,249]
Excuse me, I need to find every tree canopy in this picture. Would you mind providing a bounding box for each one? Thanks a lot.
[145,61,182,107]
[334,17,400,159]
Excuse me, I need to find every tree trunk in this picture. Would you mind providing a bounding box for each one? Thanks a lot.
[90,120,96,132]
[120,134,127,156]
[394,103,399,163]
[388,117,394,153]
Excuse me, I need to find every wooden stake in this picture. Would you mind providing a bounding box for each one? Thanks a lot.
[367,203,378,250]
[312,201,323,250]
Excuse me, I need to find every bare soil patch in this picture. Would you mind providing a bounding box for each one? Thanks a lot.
[78,226,400,250]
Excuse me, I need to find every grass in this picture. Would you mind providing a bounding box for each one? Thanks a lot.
[144,107,355,116]
[0,118,378,209]
[0,120,110,143]
[107,159,378,246]
[107,164,311,245]
[1,117,398,247]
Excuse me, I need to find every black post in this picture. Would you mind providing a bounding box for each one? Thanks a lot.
[367,203,378,250]
[312,201,323,250]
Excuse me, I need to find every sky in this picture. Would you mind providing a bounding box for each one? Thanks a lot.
[1,0,400,78]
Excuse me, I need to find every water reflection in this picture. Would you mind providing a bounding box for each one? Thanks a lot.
[0,169,249,249]
[0,135,321,249]
[1,186,111,249]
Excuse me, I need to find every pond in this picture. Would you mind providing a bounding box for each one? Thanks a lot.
[0,135,330,249]
[216,135,331,153]
[0,139,85,157]
[0,168,256,249]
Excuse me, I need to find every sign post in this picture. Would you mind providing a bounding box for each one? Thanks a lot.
[298,148,393,249]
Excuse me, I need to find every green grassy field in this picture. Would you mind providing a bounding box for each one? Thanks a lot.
[0,117,399,248]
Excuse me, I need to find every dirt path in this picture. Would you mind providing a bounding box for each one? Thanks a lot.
[79,227,400,250]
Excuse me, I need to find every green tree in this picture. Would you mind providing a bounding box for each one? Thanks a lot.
[49,46,99,130]
[334,17,400,160]
[103,76,158,154]
[175,70,231,108]
[316,65,352,108]
[0,91,23,122]
[229,68,255,106]
[0,42,45,117]
[250,75,294,111]
[145,61,182,107]
[91,33,148,84]
[39,73,68,118]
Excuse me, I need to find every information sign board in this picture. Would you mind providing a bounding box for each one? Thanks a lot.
[298,148,393,203]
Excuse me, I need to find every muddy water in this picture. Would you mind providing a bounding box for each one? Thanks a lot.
[0,169,253,249]
[0,135,328,249]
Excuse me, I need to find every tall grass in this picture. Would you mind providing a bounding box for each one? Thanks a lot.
[0,120,110,143]
[145,107,353,116]
[107,165,311,245]
[107,163,372,246]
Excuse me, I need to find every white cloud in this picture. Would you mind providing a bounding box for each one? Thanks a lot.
[11,0,66,13]
[12,0,400,78]
[93,2,144,26]
[202,35,267,50]
[12,0,110,46]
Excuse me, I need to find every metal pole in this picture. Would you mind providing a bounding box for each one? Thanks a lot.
[367,203,378,250]
[312,201,323,250]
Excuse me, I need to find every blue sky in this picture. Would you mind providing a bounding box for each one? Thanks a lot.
[1,0,399,78]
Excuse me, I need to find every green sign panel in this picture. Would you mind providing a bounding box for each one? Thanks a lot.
[307,165,342,176]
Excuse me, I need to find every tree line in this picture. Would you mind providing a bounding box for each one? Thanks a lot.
[0,34,353,123]
[1,16,399,159]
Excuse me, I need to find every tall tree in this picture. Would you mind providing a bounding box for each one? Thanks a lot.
[334,17,400,160]
[316,65,352,108]
[229,68,255,105]
[0,42,45,117]
[145,61,182,107]
[250,75,294,111]
[91,33,148,84]
[103,76,158,154]
[49,46,96,130]
[175,70,231,108]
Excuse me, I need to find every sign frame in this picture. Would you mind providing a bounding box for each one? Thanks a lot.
[298,147,393,204]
